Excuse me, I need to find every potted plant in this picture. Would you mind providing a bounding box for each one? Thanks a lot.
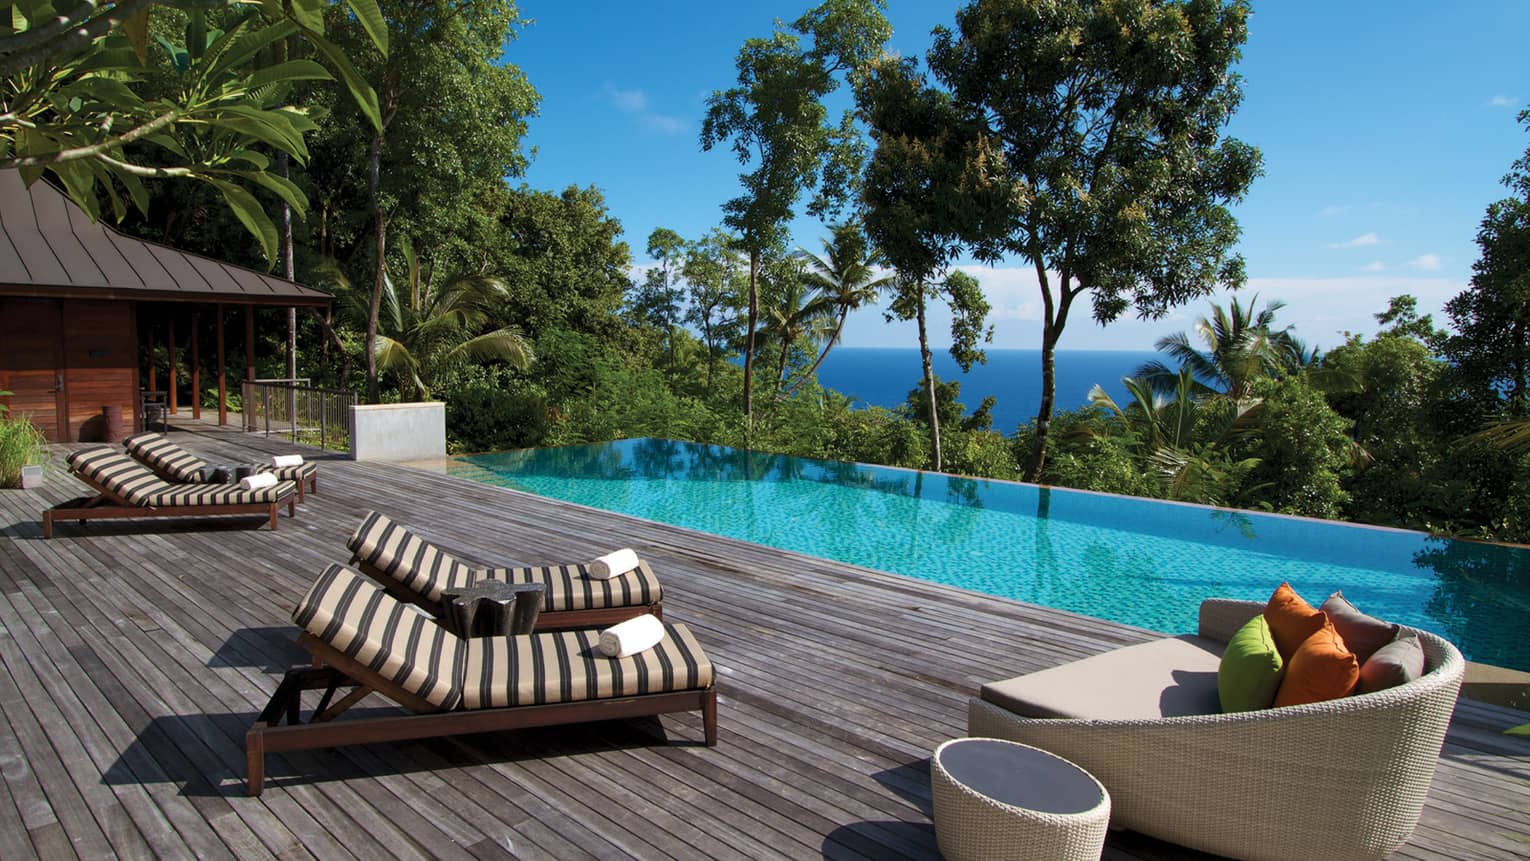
[0,405,48,489]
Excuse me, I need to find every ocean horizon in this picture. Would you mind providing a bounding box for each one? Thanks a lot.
[814,347,1161,435]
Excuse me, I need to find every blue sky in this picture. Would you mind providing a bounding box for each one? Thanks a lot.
[506,1,1528,351]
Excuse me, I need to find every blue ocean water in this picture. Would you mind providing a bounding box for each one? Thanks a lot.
[814,348,1160,434]
[452,438,1530,671]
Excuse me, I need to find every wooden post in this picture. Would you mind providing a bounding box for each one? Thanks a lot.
[168,316,178,415]
[217,307,227,426]
[245,304,256,381]
[190,314,201,421]
[146,326,156,392]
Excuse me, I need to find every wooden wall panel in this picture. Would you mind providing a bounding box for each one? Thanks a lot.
[60,301,136,442]
[0,298,64,441]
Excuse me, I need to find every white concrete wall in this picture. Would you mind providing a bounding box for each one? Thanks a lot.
[350,402,446,462]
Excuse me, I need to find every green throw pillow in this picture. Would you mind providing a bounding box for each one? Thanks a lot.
[1219,615,1286,713]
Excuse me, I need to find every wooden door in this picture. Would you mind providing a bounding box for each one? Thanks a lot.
[60,300,135,441]
[0,298,67,442]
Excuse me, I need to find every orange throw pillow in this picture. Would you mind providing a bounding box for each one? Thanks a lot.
[1274,616,1360,707]
[1263,583,1325,660]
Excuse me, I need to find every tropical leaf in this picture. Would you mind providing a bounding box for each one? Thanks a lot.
[121,10,152,65]
[448,328,535,370]
[345,0,390,56]
[244,59,332,92]
[300,29,382,132]
[209,178,278,266]
[289,0,326,34]
[249,169,307,216]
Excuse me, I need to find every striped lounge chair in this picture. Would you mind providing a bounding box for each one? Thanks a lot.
[43,447,298,538]
[123,431,319,502]
[347,510,664,629]
[246,563,716,795]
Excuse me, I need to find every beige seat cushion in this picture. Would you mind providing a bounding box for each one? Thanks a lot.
[980,635,1225,720]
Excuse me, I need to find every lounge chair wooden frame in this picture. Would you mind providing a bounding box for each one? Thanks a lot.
[347,554,664,631]
[246,632,718,796]
[42,471,296,538]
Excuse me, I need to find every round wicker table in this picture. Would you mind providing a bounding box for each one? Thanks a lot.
[931,737,1111,861]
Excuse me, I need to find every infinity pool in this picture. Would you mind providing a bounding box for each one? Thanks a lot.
[451,438,1530,671]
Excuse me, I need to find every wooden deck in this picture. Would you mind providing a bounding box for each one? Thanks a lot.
[1,425,1527,860]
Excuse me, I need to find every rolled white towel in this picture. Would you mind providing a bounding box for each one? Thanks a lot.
[240,472,279,491]
[598,613,665,658]
[588,547,640,580]
[272,454,305,468]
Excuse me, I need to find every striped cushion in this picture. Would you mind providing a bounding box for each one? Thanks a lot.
[140,480,294,506]
[349,511,664,611]
[479,562,663,613]
[66,447,171,506]
[256,461,318,484]
[347,511,478,601]
[293,564,464,710]
[459,621,714,710]
[123,432,207,483]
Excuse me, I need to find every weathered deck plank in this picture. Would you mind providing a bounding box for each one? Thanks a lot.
[0,424,1526,860]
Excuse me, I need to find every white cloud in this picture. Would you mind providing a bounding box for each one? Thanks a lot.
[603,84,686,135]
[603,84,648,113]
[1408,253,1442,271]
[641,114,687,134]
[1326,232,1382,249]
[1316,204,1350,218]
[836,267,1468,352]
[1489,94,1519,108]
[1361,261,1385,272]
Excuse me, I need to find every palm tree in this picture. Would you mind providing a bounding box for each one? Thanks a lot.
[318,243,533,400]
[1139,295,1301,401]
[757,259,838,394]
[1087,367,1262,503]
[780,222,894,398]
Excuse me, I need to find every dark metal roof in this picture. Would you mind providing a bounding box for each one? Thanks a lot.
[0,170,330,306]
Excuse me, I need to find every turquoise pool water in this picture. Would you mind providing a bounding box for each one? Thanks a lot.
[451,438,1530,671]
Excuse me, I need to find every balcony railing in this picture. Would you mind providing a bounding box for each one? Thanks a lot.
[240,378,356,452]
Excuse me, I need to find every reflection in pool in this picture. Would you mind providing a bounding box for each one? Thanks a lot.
[452,438,1530,671]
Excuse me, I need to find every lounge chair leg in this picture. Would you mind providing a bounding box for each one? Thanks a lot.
[287,498,295,518]
[42,511,53,539]
[314,685,372,722]
[703,688,717,746]
[246,726,266,797]
[269,505,278,531]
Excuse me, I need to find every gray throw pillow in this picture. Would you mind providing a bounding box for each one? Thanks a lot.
[1357,634,1425,694]
[1321,591,1399,663]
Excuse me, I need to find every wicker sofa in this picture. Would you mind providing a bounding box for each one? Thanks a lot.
[968,598,1465,861]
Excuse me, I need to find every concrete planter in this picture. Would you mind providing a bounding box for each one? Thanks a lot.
[20,464,43,489]
[350,402,446,462]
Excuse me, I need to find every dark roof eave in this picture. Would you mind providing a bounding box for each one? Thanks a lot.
[0,283,332,307]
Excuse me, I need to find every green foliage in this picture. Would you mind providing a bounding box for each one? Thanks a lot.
[1233,376,1353,519]
[1,0,389,263]
[700,0,891,421]
[1444,108,1530,417]
[886,0,1261,479]
[0,413,48,487]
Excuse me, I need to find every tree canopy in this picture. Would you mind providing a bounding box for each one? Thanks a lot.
[894,0,1263,480]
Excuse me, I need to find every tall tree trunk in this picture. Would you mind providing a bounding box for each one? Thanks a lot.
[1029,327,1057,481]
[917,292,942,471]
[1026,265,1077,482]
[702,316,716,391]
[308,308,349,379]
[775,332,790,391]
[279,152,297,427]
[365,129,386,404]
[743,249,760,426]
[781,306,847,399]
